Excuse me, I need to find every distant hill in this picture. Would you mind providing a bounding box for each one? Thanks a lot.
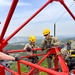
[60,36,75,44]
[4,36,75,50]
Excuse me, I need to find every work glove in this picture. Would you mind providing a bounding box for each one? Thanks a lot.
[26,47,31,52]
[46,44,54,49]
[41,47,45,51]
[15,56,20,61]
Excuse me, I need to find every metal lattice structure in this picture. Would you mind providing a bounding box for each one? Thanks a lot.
[0,0,75,75]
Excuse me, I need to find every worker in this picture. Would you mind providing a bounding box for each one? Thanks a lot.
[71,40,75,50]
[61,40,75,71]
[61,40,73,60]
[61,47,69,60]
[0,52,20,75]
[24,35,39,75]
[41,28,61,71]
[0,52,20,61]
[65,51,75,71]
[66,40,73,50]
[67,40,75,71]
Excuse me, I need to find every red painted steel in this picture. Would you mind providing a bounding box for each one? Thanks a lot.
[3,0,52,45]
[54,56,59,71]
[0,39,8,52]
[20,60,60,75]
[3,47,70,75]
[0,0,75,75]
[17,61,21,75]
[16,48,69,75]
[54,48,69,72]
[0,65,5,75]
[20,54,45,59]
[0,48,70,75]
[4,66,19,75]
[6,49,26,53]
[51,0,75,20]
[0,0,18,43]
[27,48,53,75]
[5,48,41,53]
[19,59,69,75]
[59,0,75,20]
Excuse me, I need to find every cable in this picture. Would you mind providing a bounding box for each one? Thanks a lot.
[53,1,75,37]
[54,1,75,23]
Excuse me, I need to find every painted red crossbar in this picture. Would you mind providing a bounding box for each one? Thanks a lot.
[5,48,41,54]
[0,0,75,75]
[0,0,75,50]
[0,47,70,75]
[16,47,69,75]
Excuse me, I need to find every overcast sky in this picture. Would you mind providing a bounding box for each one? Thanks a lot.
[0,0,75,38]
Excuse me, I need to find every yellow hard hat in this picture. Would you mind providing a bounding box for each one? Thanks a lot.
[43,28,50,36]
[29,35,36,42]
[70,40,73,43]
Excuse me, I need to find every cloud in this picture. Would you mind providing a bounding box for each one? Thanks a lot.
[0,0,11,6]
[26,1,74,22]
[0,0,75,37]
[0,0,31,7]
[3,0,74,24]
[18,2,31,6]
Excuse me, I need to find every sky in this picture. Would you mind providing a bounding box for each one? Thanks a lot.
[0,0,75,38]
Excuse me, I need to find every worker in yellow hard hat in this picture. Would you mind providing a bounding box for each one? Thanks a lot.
[42,28,61,49]
[0,52,20,75]
[41,28,61,72]
[24,35,39,75]
[43,28,50,36]
[69,40,73,43]
[29,35,36,43]
[67,40,73,50]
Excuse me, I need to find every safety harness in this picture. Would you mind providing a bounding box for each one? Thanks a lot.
[28,44,39,63]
